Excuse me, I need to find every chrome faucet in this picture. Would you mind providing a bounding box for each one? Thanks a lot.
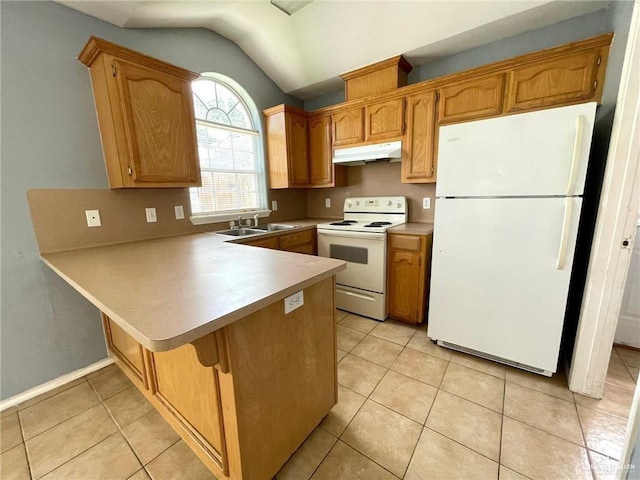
[253,213,260,227]
[237,215,243,229]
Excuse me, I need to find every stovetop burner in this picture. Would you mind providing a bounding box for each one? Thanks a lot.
[329,220,358,226]
[363,221,392,227]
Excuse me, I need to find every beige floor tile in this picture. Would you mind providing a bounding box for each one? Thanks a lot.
[505,367,573,402]
[88,367,133,400]
[1,413,23,454]
[628,366,639,383]
[320,385,366,436]
[574,383,634,419]
[121,410,180,465]
[336,349,347,363]
[86,363,118,379]
[501,417,591,480]
[504,382,583,445]
[25,403,117,479]
[615,347,640,367]
[339,314,379,334]
[342,400,421,477]
[337,354,387,396]
[350,336,403,367]
[128,469,151,480]
[311,440,398,480]
[426,390,502,461]
[405,428,498,480]
[0,443,30,480]
[588,450,622,480]
[336,309,350,321]
[405,332,452,361]
[605,350,636,389]
[577,405,627,460]
[17,377,87,411]
[104,386,154,428]
[450,351,506,379]
[276,427,337,480]
[40,433,140,480]
[440,363,504,413]
[390,348,448,388]
[370,370,437,424]
[146,440,215,480]
[498,465,529,480]
[369,321,416,346]
[19,382,99,440]
[336,325,366,352]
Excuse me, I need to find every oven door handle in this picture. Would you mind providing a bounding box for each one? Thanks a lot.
[317,230,386,240]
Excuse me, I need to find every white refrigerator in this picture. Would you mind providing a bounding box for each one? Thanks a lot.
[427,102,597,376]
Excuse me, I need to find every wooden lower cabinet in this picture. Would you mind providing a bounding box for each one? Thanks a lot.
[244,228,317,255]
[244,235,279,250]
[102,314,149,389]
[101,277,336,480]
[386,233,433,325]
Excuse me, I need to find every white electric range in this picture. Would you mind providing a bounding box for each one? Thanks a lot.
[316,196,407,320]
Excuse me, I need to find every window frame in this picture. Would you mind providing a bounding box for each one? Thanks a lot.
[188,73,270,225]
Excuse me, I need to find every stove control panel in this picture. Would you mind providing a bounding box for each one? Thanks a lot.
[344,196,407,214]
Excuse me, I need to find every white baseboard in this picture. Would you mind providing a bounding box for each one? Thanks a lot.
[0,357,114,412]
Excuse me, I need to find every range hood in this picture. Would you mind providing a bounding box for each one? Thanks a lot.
[333,140,402,166]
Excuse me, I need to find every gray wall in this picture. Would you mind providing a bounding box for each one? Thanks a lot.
[0,0,299,400]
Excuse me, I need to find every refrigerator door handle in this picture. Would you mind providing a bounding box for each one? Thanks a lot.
[566,115,585,195]
[556,197,573,270]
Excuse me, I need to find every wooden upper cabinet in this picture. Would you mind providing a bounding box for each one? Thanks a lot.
[364,98,405,141]
[438,73,505,124]
[308,114,334,186]
[264,105,309,188]
[506,48,605,112]
[402,91,437,183]
[331,107,364,146]
[78,37,201,188]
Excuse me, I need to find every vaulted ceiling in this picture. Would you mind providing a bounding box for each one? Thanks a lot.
[58,0,609,99]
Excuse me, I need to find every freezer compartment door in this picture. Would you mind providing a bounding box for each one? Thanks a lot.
[427,197,582,373]
[436,102,596,197]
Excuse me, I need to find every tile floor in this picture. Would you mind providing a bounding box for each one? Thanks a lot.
[1,311,637,480]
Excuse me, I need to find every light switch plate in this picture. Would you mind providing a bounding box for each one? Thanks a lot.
[325,198,331,208]
[174,205,185,220]
[145,207,157,223]
[422,197,431,209]
[271,200,278,211]
[284,290,304,314]
[85,210,101,227]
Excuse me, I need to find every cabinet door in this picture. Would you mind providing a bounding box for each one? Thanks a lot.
[102,314,148,388]
[286,112,310,187]
[279,229,317,255]
[112,59,200,185]
[364,98,405,141]
[402,91,437,183]
[506,49,603,112]
[331,107,364,146]
[308,114,334,186]
[438,73,505,124]
[387,234,430,325]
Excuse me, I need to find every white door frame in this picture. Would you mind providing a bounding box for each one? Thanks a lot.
[569,0,640,397]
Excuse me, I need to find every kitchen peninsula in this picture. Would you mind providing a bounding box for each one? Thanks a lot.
[38,229,345,480]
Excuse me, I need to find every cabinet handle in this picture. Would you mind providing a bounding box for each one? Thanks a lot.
[127,166,133,176]
[593,80,598,91]
[111,62,117,77]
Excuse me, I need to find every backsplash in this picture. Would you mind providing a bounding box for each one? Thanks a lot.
[306,162,436,222]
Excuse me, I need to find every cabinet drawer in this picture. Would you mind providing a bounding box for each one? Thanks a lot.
[438,73,505,124]
[279,229,316,251]
[389,234,422,252]
[245,236,279,249]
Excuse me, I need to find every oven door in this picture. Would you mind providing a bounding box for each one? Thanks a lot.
[317,229,386,293]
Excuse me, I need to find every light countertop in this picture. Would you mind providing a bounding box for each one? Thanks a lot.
[42,231,345,352]
[389,222,434,235]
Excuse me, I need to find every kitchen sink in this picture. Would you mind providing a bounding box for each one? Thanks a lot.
[252,223,298,231]
[214,228,266,237]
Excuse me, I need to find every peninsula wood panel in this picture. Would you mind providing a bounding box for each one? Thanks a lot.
[364,98,405,141]
[506,48,606,112]
[332,107,364,146]
[102,314,148,388]
[438,73,506,124]
[402,90,437,183]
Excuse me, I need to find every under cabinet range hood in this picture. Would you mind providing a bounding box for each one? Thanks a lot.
[332,140,402,166]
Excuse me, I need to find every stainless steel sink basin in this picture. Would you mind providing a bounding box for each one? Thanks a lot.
[252,223,298,232]
[214,228,266,237]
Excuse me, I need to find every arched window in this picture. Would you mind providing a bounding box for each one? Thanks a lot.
[189,74,267,219]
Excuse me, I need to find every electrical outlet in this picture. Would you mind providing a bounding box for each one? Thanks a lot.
[325,198,331,208]
[85,210,101,227]
[422,197,431,209]
[271,200,278,211]
[174,205,185,220]
[145,207,157,223]
[284,290,304,314]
